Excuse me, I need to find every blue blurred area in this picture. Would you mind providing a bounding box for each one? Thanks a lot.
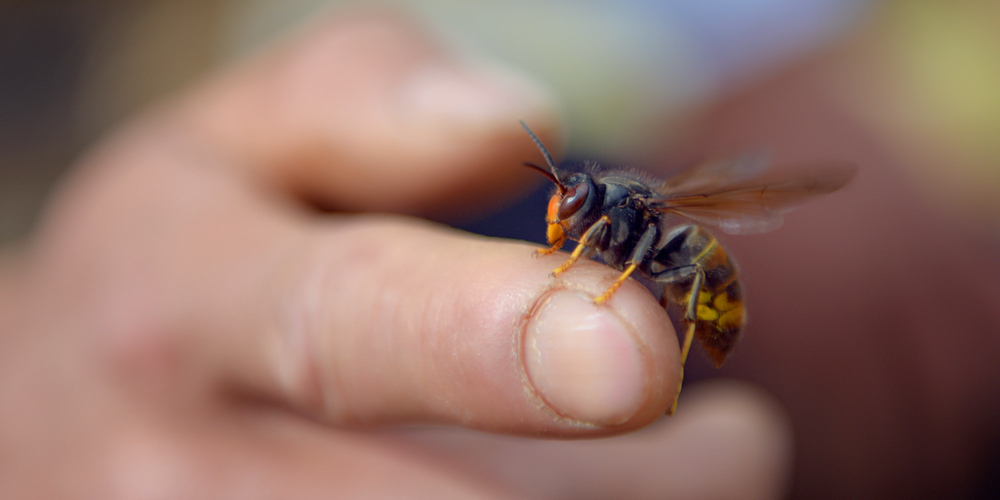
[456,183,549,244]
[663,0,872,83]
[394,0,873,155]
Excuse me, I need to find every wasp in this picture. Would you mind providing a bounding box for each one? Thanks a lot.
[520,121,856,414]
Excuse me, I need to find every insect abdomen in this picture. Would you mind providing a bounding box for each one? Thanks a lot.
[660,228,745,367]
[692,272,744,368]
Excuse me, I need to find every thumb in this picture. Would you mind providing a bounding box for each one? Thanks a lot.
[207,214,681,432]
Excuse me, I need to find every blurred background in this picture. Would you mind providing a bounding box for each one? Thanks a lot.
[2,0,998,498]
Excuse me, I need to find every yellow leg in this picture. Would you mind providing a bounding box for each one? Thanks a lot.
[667,321,696,415]
[551,216,610,276]
[551,239,589,276]
[594,263,638,304]
[534,235,566,257]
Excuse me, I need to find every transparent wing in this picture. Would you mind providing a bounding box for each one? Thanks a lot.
[648,163,858,235]
[656,154,772,195]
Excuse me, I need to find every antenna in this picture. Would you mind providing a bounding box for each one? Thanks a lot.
[519,120,561,186]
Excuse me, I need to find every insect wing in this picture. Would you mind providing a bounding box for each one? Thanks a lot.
[657,154,772,195]
[649,163,857,235]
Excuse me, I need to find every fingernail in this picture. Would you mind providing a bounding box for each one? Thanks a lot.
[524,291,647,424]
[400,60,556,129]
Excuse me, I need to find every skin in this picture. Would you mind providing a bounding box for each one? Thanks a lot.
[0,13,792,499]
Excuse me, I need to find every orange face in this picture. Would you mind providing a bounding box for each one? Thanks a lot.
[545,193,565,245]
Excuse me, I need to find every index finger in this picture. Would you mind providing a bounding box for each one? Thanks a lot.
[178,12,561,219]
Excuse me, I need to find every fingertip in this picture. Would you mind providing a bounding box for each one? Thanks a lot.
[523,290,649,425]
[520,257,680,427]
[668,380,795,500]
[392,380,793,500]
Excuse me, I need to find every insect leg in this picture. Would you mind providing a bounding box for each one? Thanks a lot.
[594,223,658,304]
[551,216,610,276]
[668,322,697,415]
[653,264,706,415]
[534,232,566,257]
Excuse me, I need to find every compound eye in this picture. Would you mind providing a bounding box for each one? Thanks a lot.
[558,183,589,219]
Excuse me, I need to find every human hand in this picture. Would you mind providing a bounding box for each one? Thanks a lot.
[0,12,791,499]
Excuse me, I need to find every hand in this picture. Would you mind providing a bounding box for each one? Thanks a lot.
[0,12,791,499]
